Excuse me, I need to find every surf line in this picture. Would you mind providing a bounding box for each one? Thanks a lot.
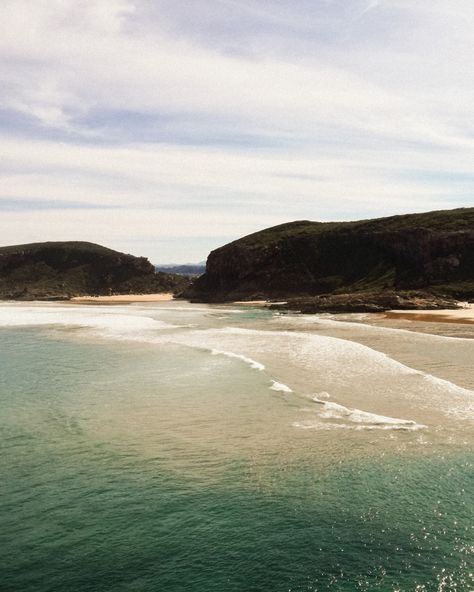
[210,349,294,393]
[211,349,265,371]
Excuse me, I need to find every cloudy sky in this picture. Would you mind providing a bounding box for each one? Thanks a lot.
[1,1,473,262]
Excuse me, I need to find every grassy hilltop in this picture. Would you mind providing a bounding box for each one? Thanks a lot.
[185,208,474,305]
[0,241,189,300]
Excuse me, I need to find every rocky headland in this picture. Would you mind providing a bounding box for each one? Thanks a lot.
[185,208,474,311]
[0,241,190,300]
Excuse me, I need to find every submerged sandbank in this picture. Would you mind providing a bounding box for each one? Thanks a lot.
[70,293,174,304]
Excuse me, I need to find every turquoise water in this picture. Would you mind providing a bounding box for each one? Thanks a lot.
[0,304,473,591]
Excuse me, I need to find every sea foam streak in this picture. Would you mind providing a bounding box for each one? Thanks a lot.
[292,420,425,431]
[308,395,427,430]
[270,381,293,393]
[211,349,265,370]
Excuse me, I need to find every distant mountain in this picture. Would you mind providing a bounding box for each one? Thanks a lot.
[155,263,205,276]
[0,241,190,300]
[184,208,474,304]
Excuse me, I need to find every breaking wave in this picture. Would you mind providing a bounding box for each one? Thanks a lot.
[304,395,427,431]
[210,349,265,371]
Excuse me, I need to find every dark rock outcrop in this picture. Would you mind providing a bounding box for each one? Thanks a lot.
[269,291,460,314]
[185,208,474,304]
[0,241,190,300]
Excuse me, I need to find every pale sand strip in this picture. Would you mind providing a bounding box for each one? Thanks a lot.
[232,300,269,305]
[70,293,174,304]
[386,304,474,325]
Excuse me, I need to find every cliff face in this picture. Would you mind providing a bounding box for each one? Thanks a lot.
[0,241,190,300]
[185,208,474,302]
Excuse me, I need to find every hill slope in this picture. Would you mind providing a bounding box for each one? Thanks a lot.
[185,208,474,302]
[0,241,190,300]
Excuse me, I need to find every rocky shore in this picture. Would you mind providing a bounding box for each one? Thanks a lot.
[268,290,461,314]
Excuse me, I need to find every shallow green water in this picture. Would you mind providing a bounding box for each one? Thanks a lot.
[0,304,473,591]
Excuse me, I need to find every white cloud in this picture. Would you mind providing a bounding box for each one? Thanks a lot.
[0,1,473,260]
[1,0,472,148]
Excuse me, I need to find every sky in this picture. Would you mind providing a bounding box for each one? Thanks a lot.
[0,0,473,262]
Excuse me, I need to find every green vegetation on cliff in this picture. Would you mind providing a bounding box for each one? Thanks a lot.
[0,241,190,300]
[185,208,474,302]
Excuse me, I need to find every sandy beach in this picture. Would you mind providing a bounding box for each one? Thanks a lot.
[232,300,269,305]
[386,303,474,325]
[70,293,175,304]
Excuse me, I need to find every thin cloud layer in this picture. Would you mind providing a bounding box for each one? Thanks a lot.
[0,0,473,261]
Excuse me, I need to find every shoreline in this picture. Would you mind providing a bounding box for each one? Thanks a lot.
[69,293,175,304]
[59,295,474,325]
[385,304,474,325]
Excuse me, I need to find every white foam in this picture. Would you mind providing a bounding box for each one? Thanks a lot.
[418,374,474,418]
[211,349,265,371]
[293,421,351,430]
[315,391,331,399]
[270,381,293,393]
[293,420,425,431]
[310,396,427,430]
[0,306,178,339]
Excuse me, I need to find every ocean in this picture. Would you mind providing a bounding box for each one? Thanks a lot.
[0,301,473,591]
